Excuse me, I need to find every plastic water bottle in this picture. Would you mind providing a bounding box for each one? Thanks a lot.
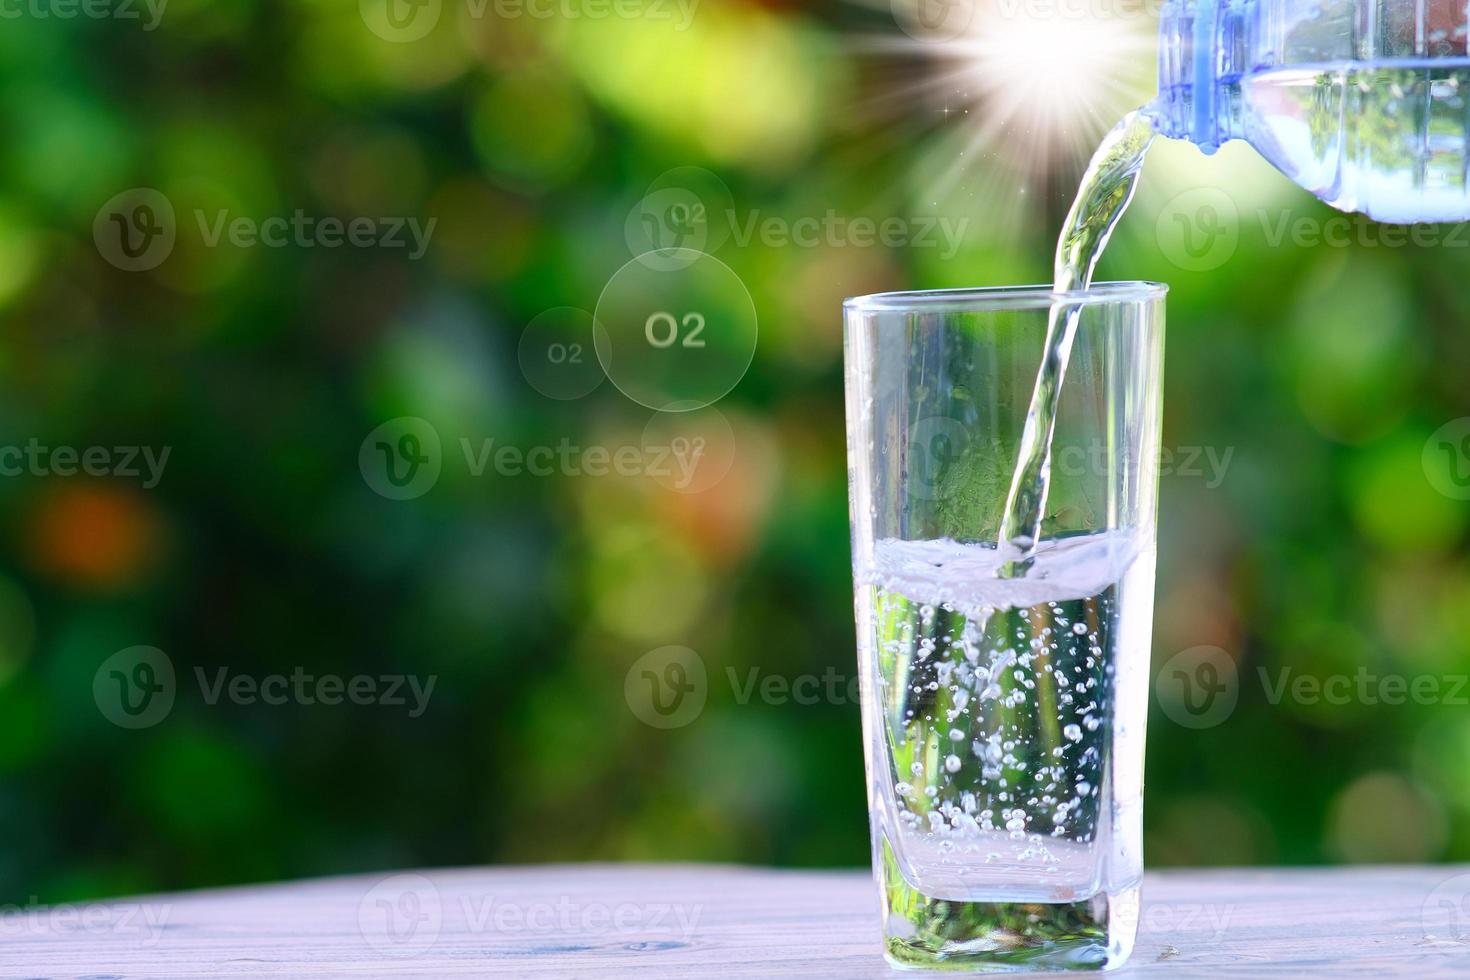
[1154,0,1470,221]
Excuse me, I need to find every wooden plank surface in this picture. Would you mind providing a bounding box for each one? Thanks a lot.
[1,863,1467,977]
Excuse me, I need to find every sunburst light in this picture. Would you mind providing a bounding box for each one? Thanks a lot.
[848,0,1157,239]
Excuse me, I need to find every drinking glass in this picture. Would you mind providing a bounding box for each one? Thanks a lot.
[842,284,1166,971]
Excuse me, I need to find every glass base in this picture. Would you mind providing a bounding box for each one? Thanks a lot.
[877,844,1139,972]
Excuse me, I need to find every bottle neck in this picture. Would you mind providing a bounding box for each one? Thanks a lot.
[1154,0,1250,152]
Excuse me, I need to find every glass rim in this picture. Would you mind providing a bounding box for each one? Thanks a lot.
[843,281,1168,314]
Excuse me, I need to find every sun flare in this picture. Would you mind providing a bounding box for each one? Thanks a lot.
[849,0,1159,237]
[964,12,1146,134]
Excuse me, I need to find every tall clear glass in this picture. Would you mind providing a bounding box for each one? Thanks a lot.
[843,284,1166,972]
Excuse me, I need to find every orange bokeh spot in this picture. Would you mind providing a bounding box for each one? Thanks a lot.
[28,485,161,590]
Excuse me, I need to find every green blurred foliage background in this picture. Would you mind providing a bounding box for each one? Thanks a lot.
[1,0,1468,904]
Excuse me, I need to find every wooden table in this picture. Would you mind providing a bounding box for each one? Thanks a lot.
[2,863,1466,976]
